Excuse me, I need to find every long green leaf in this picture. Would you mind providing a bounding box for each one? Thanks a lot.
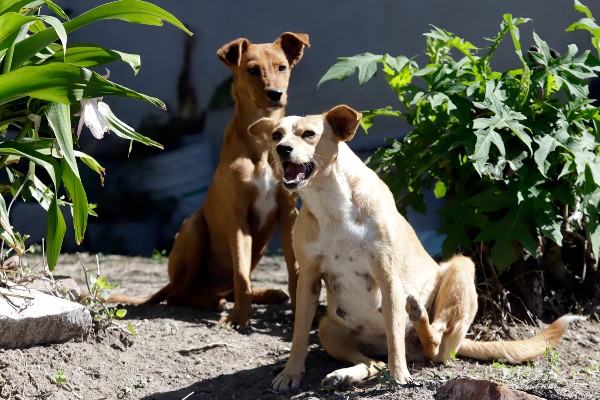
[11,0,192,68]
[0,141,61,188]
[46,195,65,271]
[98,101,163,149]
[61,158,87,244]
[42,43,141,74]
[46,102,79,177]
[0,63,165,108]
[0,12,37,60]
[0,0,43,14]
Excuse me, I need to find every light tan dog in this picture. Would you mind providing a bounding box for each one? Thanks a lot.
[248,104,583,390]
[109,32,310,329]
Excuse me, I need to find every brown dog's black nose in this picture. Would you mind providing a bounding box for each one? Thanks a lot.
[267,89,283,102]
[276,143,293,158]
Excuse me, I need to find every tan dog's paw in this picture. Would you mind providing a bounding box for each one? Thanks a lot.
[272,365,304,392]
[218,302,252,329]
[321,368,354,389]
[389,364,412,385]
[405,294,424,322]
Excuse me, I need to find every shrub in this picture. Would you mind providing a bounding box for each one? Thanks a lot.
[0,0,191,269]
[318,1,600,300]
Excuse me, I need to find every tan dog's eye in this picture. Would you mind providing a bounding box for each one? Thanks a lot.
[278,65,287,72]
[272,131,283,141]
[302,130,315,139]
[248,67,259,75]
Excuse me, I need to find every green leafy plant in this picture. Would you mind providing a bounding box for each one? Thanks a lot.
[78,253,134,334]
[55,368,67,387]
[319,1,600,288]
[374,364,401,390]
[0,0,192,270]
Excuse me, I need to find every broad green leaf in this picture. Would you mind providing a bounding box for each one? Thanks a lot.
[317,53,382,88]
[433,180,447,199]
[10,0,192,69]
[533,135,562,177]
[360,107,402,133]
[464,187,512,212]
[61,158,87,244]
[0,12,37,61]
[46,102,79,177]
[43,43,141,75]
[97,101,163,149]
[572,0,594,19]
[0,63,165,108]
[46,195,66,271]
[115,309,127,318]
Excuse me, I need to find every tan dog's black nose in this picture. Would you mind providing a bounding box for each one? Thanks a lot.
[267,89,283,102]
[276,143,293,158]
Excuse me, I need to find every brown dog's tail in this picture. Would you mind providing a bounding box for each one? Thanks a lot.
[457,315,585,363]
[106,283,170,305]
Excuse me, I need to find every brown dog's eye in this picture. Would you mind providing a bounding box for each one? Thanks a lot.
[272,131,283,141]
[278,65,287,72]
[248,67,259,75]
[302,130,315,139]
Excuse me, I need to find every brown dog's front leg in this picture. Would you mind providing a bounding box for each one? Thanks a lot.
[272,258,321,391]
[219,226,254,329]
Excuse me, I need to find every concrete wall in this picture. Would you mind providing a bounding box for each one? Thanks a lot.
[35,0,600,255]
[64,0,600,149]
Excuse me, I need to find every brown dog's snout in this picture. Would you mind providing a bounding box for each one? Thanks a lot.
[267,89,283,102]
[276,143,293,159]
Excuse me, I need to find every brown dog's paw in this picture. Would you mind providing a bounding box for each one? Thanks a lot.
[405,294,423,321]
[218,302,252,329]
[252,289,289,304]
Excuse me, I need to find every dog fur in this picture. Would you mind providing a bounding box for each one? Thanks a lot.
[247,105,583,390]
[109,32,310,329]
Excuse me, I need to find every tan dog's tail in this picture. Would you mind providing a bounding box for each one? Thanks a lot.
[106,283,170,305]
[457,315,585,363]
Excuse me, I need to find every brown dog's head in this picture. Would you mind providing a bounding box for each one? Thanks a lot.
[217,32,310,110]
[249,105,362,190]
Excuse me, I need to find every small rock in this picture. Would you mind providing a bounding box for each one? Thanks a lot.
[435,377,544,400]
[0,288,91,348]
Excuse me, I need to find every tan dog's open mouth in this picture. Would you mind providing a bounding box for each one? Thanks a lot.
[282,161,314,189]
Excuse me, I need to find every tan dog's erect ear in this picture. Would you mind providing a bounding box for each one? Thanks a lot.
[248,118,276,137]
[217,37,251,67]
[324,105,362,142]
[275,32,310,68]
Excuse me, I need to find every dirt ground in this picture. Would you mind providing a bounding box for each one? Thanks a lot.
[1,253,599,400]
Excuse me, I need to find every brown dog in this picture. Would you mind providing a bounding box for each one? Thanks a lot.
[110,32,310,328]
[248,105,583,390]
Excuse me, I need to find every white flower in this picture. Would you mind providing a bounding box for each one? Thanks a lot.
[76,97,109,139]
[75,69,111,140]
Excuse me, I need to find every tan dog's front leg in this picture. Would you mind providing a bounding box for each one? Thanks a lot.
[374,261,411,384]
[219,226,253,329]
[272,262,321,391]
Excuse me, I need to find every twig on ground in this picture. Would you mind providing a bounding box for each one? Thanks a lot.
[178,342,235,356]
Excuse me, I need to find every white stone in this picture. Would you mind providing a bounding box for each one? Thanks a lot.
[0,287,91,348]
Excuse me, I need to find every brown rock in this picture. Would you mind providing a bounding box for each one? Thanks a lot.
[435,377,544,400]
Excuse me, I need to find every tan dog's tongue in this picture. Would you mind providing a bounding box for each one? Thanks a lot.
[285,163,306,181]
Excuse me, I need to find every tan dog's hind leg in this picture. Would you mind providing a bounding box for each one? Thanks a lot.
[406,255,477,362]
[319,316,385,388]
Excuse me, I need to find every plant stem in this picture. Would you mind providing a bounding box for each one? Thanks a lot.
[0,119,34,168]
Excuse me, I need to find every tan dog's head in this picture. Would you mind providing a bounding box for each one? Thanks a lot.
[217,32,310,110]
[249,105,362,190]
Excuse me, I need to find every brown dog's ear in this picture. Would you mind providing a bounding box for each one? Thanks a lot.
[248,118,276,137]
[217,38,251,67]
[324,105,362,142]
[275,32,310,68]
